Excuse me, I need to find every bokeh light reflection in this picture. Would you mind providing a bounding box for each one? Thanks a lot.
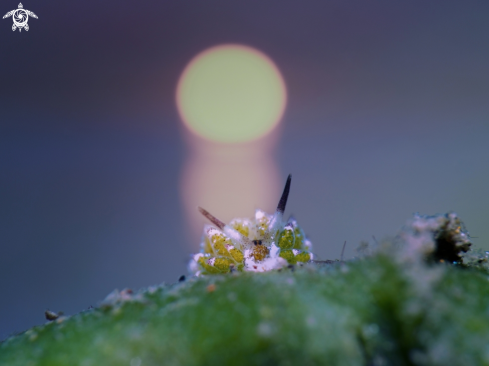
[180,135,282,249]
[176,44,287,143]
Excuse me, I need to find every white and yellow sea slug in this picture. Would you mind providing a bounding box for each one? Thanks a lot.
[189,175,313,275]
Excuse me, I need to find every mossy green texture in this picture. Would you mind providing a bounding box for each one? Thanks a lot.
[2,255,489,366]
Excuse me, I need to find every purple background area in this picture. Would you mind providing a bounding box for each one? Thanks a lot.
[1,0,489,338]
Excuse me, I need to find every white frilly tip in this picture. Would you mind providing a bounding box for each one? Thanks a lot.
[188,253,203,274]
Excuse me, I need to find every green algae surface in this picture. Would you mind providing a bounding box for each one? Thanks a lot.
[2,255,489,366]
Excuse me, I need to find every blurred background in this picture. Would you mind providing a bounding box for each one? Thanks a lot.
[1,0,488,339]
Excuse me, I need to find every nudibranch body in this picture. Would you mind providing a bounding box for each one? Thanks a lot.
[189,175,313,275]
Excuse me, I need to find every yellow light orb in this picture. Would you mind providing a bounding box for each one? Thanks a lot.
[176,44,287,143]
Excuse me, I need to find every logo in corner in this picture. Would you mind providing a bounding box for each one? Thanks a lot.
[3,3,37,32]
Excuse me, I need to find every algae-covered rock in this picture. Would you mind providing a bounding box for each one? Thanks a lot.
[2,252,489,366]
[397,212,472,264]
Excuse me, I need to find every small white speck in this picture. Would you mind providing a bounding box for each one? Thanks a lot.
[255,210,266,219]
[193,253,204,260]
[207,228,220,236]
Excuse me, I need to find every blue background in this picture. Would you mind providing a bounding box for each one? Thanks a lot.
[1,0,488,338]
